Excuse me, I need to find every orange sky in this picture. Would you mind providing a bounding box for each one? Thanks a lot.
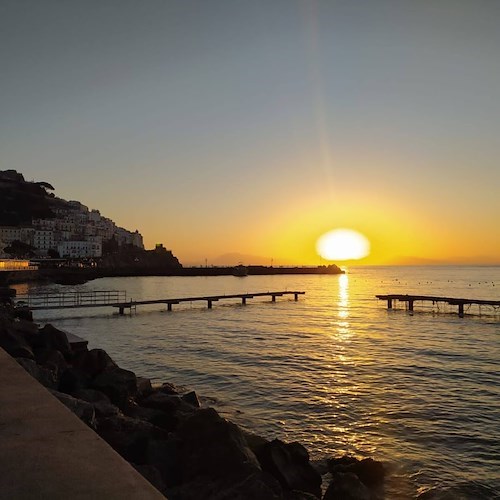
[2,1,499,266]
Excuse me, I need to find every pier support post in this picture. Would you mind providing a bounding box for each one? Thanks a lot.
[167,303,172,312]
[207,300,212,309]
[119,307,124,316]
[294,293,298,301]
[458,303,464,317]
[408,300,414,312]
[242,297,246,305]
[387,299,393,309]
[271,295,276,302]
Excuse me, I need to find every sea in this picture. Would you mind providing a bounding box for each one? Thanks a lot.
[13,266,500,499]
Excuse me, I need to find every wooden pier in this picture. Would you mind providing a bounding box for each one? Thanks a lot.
[376,294,500,317]
[16,290,305,315]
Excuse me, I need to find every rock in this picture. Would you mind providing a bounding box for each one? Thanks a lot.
[177,407,261,483]
[12,318,39,336]
[36,349,68,378]
[14,306,33,321]
[92,367,137,408]
[242,429,270,456]
[50,390,96,429]
[159,382,179,395]
[327,456,385,487]
[37,324,72,359]
[287,491,320,500]
[73,388,120,417]
[0,321,34,359]
[140,392,197,424]
[141,392,182,413]
[136,376,154,399]
[133,464,167,496]
[146,438,182,487]
[322,472,370,500]
[59,367,91,394]
[181,390,201,408]
[167,471,283,500]
[257,439,322,498]
[127,405,178,432]
[72,348,117,378]
[73,388,111,404]
[16,357,57,389]
[96,414,168,464]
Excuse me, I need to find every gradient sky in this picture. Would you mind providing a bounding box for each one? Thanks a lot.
[1,0,499,265]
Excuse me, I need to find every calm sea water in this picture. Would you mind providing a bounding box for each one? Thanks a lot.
[16,266,500,499]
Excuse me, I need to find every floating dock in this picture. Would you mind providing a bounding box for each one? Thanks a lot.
[376,294,500,317]
[16,290,305,315]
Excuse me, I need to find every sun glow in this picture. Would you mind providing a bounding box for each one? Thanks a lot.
[316,229,370,261]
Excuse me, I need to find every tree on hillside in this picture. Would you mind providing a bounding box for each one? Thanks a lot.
[4,240,36,258]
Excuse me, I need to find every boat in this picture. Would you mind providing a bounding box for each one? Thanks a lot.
[232,264,248,277]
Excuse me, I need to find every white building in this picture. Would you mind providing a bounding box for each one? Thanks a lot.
[0,226,22,244]
[58,240,102,258]
[33,230,56,255]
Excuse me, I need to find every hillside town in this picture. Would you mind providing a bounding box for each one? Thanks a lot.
[0,170,144,259]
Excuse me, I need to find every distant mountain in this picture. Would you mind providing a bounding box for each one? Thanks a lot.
[387,255,500,266]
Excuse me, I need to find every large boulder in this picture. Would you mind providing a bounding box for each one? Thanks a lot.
[181,390,201,408]
[177,408,261,483]
[322,472,370,500]
[58,367,91,394]
[327,456,385,487]
[96,414,168,464]
[133,464,168,496]
[35,349,68,379]
[256,439,322,498]
[13,306,33,322]
[73,388,121,417]
[72,348,117,378]
[140,391,198,423]
[159,381,180,395]
[0,321,34,359]
[146,438,182,488]
[167,470,283,500]
[136,377,154,399]
[37,324,72,359]
[92,367,137,408]
[16,357,57,389]
[127,405,178,432]
[50,390,96,429]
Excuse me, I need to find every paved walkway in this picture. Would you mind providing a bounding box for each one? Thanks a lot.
[0,347,165,499]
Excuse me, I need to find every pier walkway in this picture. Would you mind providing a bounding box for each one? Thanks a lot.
[376,294,500,317]
[16,290,305,315]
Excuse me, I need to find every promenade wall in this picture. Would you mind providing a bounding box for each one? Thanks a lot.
[0,346,164,499]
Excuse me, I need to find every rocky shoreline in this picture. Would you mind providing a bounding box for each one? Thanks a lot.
[0,289,384,500]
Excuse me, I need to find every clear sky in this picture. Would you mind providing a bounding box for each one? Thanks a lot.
[1,0,499,265]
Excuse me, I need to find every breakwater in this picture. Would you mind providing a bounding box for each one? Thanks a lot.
[0,293,384,499]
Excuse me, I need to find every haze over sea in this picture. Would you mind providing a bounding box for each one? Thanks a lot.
[18,266,499,499]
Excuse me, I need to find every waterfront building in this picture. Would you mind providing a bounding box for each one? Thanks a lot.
[57,240,102,258]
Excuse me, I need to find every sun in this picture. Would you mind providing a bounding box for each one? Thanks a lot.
[316,228,370,261]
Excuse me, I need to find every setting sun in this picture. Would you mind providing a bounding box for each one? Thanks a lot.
[316,228,370,261]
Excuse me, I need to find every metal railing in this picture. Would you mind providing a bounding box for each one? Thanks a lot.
[15,290,127,308]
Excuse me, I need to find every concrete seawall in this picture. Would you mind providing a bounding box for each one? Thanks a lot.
[0,347,165,499]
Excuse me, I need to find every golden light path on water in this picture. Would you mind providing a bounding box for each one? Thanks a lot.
[21,267,500,499]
